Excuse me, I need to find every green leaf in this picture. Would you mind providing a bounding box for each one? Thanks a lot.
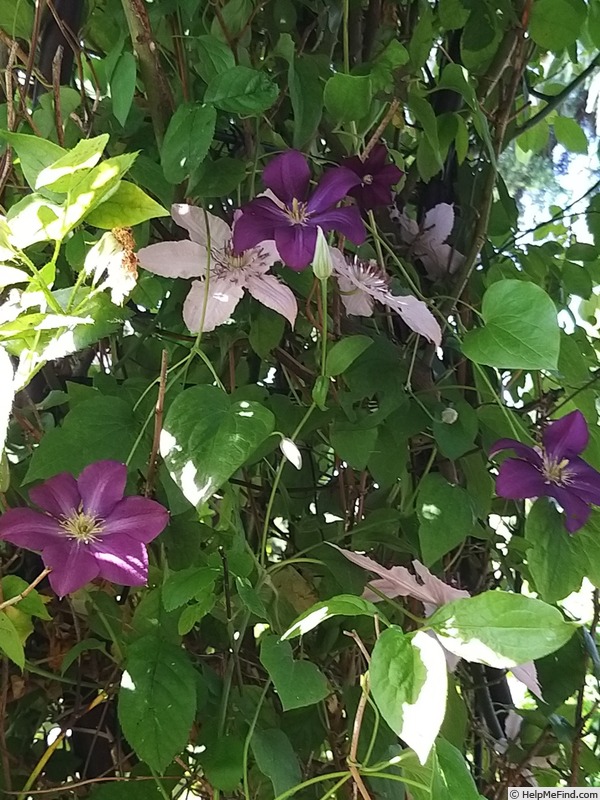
[289,56,324,149]
[401,739,480,800]
[259,635,329,711]
[331,422,378,470]
[323,73,372,124]
[190,157,246,198]
[196,34,236,84]
[0,0,33,39]
[235,576,268,619]
[162,566,217,612]
[60,638,107,674]
[249,306,285,359]
[251,729,302,796]
[409,3,434,67]
[525,499,586,603]
[462,279,560,370]
[161,103,216,184]
[0,611,24,668]
[417,474,474,565]
[428,591,577,667]
[432,399,478,460]
[200,735,245,792]
[0,131,65,190]
[118,635,197,772]
[85,181,169,228]
[161,385,275,508]
[0,346,13,457]
[439,0,470,30]
[110,51,137,126]
[1,576,50,620]
[36,134,109,192]
[326,336,374,377]
[553,116,588,154]
[177,595,215,635]
[282,595,382,640]
[204,66,279,114]
[529,0,586,50]
[26,395,145,483]
[370,628,447,764]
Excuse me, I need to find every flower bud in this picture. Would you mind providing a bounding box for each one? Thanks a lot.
[441,407,458,425]
[312,227,333,281]
[280,437,302,470]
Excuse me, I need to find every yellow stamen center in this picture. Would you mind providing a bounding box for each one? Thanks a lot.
[542,456,571,485]
[287,198,308,224]
[60,512,104,543]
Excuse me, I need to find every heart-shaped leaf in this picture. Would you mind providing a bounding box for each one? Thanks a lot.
[161,386,275,508]
[260,635,329,711]
[462,279,559,370]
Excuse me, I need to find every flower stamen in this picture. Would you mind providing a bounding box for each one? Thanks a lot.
[287,198,308,224]
[60,512,104,544]
[542,455,571,486]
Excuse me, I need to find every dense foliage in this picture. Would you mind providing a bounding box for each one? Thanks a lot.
[0,0,600,796]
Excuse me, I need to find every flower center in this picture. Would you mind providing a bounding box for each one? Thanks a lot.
[348,260,389,292]
[224,242,246,269]
[363,173,374,185]
[286,198,309,224]
[60,512,104,543]
[541,455,571,486]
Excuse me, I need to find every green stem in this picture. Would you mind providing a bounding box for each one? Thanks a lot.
[320,277,328,375]
[242,680,271,800]
[19,250,63,314]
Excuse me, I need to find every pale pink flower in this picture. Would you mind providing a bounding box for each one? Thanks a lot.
[137,205,297,333]
[333,544,543,700]
[395,202,464,280]
[330,248,442,345]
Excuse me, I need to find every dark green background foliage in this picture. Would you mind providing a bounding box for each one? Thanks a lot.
[0,0,600,796]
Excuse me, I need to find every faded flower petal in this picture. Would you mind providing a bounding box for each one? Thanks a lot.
[78,460,127,518]
[387,294,442,346]
[246,273,297,327]
[171,204,231,251]
[29,472,79,518]
[183,277,245,333]
[337,274,375,316]
[43,542,101,597]
[511,662,543,700]
[0,507,63,550]
[543,410,588,459]
[138,239,206,279]
[423,203,455,245]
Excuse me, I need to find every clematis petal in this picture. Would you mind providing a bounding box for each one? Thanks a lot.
[311,206,366,245]
[0,507,63,549]
[543,410,589,459]
[548,486,591,533]
[247,240,280,270]
[183,277,245,332]
[103,496,169,543]
[565,458,600,505]
[137,240,207,279]
[29,473,79,518]
[42,542,100,597]
[274,225,318,271]
[307,167,361,215]
[411,560,470,606]
[78,461,127,518]
[489,439,542,465]
[511,662,543,700]
[171,205,231,250]
[385,294,442,345]
[336,274,375,316]
[354,181,397,211]
[397,212,420,243]
[263,150,311,204]
[232,198,288,253]
[495,458,547,499]
[91,535,149,586]
[422,203,455,246]
[246,273,297,327]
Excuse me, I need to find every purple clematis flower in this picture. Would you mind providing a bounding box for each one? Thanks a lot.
[490,410,600,533]
[342,144,403,210]
[0,461,169,597]
[232,150,366,271]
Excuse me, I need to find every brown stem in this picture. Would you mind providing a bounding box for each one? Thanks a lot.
[120,0,173,145]
[0,567,51,612]
[361,99,400,161]
[144,349,168,497]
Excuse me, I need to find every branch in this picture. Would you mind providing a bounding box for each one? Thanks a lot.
[513,52,600,139]
[120,0,173,145]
